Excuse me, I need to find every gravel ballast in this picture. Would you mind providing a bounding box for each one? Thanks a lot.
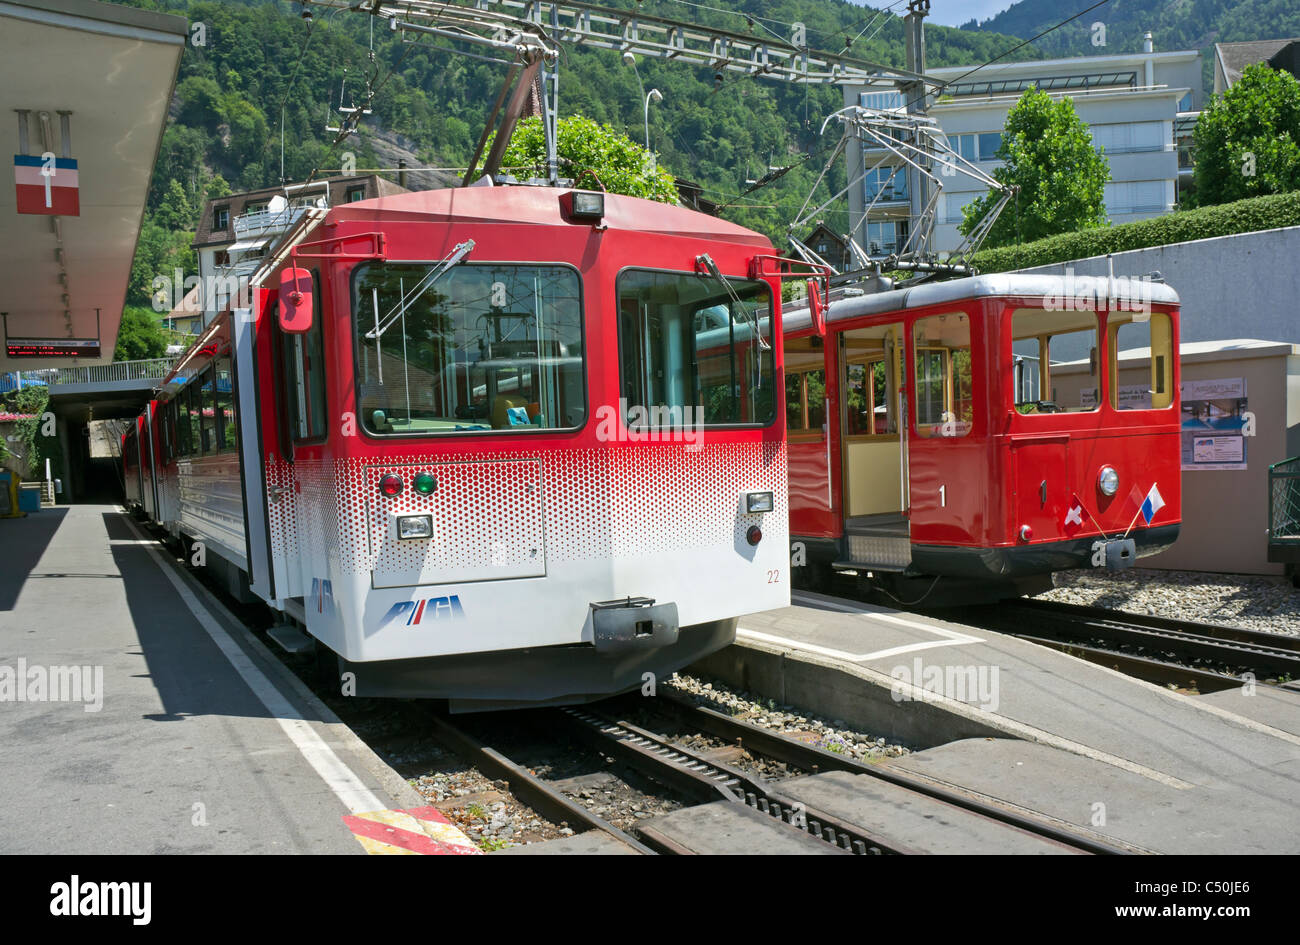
[1039,568,1300,636]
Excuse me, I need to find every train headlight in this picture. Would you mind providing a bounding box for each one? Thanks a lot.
[379,474,403,497]
[397,514,433,540]
[1098,466,1119,496]
[563,189,605,221]
[745,491,774,514]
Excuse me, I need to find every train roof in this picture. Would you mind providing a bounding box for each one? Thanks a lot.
[784,272,1180,334]
[328,184,773,249]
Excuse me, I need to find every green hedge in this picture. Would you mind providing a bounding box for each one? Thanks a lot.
[970,190,1300,273]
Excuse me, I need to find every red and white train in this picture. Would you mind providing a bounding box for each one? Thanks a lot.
[123,186,795,710]
[783,273,1182,603]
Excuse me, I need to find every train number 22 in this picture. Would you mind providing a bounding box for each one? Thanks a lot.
[767,569,781,584]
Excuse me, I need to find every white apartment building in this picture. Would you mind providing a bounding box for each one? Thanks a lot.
[191,174,407,328]
[844,37,1202,258]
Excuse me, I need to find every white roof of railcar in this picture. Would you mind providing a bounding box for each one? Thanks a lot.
[784,273,1180,335]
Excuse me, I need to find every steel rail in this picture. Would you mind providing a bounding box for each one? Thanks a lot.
[995,599,1300,679]
[427,711,655,854]
[557,706,876,854]
[647,689,1132,855]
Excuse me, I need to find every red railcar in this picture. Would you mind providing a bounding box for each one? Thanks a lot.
[784,273,1181,603]
[125,185,796,710]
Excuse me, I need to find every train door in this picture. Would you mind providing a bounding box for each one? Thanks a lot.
[905,309,982,547]
[839,322,910,566]
[785,335,837,534]
[1009,306,1102,542]
[234,302,275,602]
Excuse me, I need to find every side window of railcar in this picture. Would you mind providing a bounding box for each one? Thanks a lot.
[1108,312,1173,410]
[844,326,903,436]
[198,367,218,453]
[784,337,825,435]
[617,269,775,428]
[186,383,203,453]
[1010,309,1101,414]
[352,263,584,435]
[913,313,974,437]
[277,275,328,443]
[215,357,237,449]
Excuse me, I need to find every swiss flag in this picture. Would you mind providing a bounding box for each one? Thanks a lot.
[1063,494,1085,537]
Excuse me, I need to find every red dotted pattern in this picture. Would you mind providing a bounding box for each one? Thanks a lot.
[267,440,787,582]
[365,459,545,575]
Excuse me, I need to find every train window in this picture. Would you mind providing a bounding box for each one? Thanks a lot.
[215,357,237,450]
[1108,312,1173,410]
[913,313,974,437]
[198,367,218,453]
[785,372,803,431]
[185,383,202,454]
[278,274,327,443]
[1010,309,1101,414]
[352,263,584,435]
[618,269,775,428]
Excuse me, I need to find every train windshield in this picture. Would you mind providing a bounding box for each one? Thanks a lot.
[352,263,585,435]
[617,269,776,427]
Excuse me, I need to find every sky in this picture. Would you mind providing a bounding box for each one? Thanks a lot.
[849,0,1021,28]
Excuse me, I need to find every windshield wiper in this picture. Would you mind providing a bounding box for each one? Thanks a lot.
[696,253,770,352]
[365,239,475,340]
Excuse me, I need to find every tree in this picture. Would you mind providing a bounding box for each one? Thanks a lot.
[959,87,1110,248]
[114,305,170,362]
[1192,63,1300,207]
[490,115,679,203]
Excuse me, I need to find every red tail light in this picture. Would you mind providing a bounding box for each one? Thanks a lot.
[379,474,403,497]
[746,525,762,546]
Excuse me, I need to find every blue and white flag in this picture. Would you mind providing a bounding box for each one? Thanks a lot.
[1140,484,1165,524]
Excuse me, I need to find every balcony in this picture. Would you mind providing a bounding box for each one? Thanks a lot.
[233,204,309,239]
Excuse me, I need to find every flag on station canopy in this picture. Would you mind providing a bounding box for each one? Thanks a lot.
[1140,484,1165,525]
[13,154,79,216]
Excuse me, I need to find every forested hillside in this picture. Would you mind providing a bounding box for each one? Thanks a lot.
[961,0,1300,92]
[117,0,1035,305]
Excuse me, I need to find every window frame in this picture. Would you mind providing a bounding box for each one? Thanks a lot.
[1009,307,1104,416]
[349,259,589,439]
[615,265,777,432]
[213,206,230,231]
[911,311,977,438]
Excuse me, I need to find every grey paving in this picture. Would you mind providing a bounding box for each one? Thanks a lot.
[0,506,410,854]
[727,594,1300,853]
[777,770,1079,855]
[639,800,848,854]
[887,739,1300,855]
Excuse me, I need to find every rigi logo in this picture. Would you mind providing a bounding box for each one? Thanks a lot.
[380,595,465,628]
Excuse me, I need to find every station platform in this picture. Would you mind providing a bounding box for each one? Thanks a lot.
[694,589,1300,854]
[0,505,454,855]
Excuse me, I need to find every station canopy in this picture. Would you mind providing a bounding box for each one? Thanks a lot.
[0,0,187,370]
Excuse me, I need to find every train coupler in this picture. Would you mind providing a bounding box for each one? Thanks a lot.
[1096,538,1137,570]
[589,597,679,653]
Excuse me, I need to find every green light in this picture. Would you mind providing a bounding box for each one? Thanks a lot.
[413,473,436,495]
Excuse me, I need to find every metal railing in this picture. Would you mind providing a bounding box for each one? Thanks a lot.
[1268,456,1300,563]
[233,205,309,238]
[0,356,178,391]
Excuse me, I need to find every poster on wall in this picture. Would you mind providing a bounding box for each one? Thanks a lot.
[1181,377,1248,471]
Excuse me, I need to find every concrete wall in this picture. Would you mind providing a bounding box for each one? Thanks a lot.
[1053,344,1300,575]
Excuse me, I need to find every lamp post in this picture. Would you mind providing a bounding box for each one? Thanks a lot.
[623,52,663,155]
[644,88,662,153]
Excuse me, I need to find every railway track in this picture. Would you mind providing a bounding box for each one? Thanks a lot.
[427,691,1130,855]
[982,598,1300,691]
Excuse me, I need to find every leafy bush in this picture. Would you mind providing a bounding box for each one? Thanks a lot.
[491,116,679,203]
[970,190,1300,273]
